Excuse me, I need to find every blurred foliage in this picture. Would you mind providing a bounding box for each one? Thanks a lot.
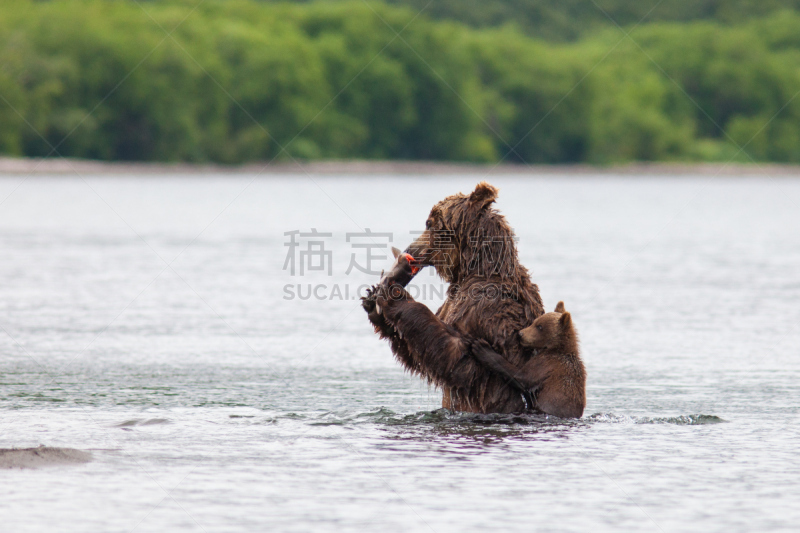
[0,0,799,163]
[378,0,800,41]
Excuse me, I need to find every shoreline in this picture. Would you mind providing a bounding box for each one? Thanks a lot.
[1,156,800,176]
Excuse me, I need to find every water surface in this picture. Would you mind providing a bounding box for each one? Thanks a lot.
[1,174,799,532]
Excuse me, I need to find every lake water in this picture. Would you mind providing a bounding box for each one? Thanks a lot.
[1,174,799,532]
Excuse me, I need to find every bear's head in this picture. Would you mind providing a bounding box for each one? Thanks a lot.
[404,182,518,283]
[518,301,578,353]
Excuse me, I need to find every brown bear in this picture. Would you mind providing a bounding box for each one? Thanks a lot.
[470,301,587,418]
[362,182,545,413]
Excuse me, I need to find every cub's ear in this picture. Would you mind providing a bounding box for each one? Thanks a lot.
[391,246,402,259]
[469,182,498,209]
[559,312,572,329]
[554,301,566,313]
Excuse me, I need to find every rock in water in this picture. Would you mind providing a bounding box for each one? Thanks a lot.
[0,446,92,469]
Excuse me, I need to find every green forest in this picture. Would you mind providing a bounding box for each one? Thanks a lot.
[1,0,800,164]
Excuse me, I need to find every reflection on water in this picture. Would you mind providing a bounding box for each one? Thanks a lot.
[0,175,799,532]
[308,408,726,446]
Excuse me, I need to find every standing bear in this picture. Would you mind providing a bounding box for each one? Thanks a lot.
[363,182,546,413]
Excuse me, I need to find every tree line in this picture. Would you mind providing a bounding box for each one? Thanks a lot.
[1,0,799,164]
[379,0,800,41]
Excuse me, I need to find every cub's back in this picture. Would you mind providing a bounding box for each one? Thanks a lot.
[534,352,586,419]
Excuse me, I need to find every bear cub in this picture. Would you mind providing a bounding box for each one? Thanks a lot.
[470,301,587,418]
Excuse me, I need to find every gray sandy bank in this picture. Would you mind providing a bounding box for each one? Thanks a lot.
[2,156,800,176]
[0,446,92,469]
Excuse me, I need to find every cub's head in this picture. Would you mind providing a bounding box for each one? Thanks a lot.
[519,301,576,352]
[404,182,515,283]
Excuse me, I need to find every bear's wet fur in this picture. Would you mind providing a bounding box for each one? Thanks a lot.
[363,182,545,413]
[471,301,587,418]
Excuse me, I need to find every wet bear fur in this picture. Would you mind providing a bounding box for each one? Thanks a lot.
[363,182,545,413]
[471,301,587,418]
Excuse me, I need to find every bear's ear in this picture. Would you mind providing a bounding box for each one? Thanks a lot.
[554,301,566,313]
[391,246,402,259]
[469,182,498,210]
[559,312,572,330]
